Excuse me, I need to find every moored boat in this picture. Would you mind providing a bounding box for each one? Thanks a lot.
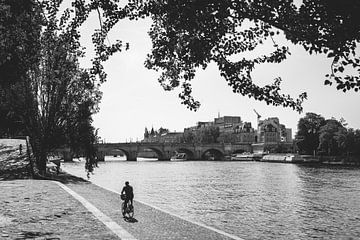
[300,155,320,163]
[284,154,305,163]
[261,154,305,163]
[170,153,187,161]
[231,153,257,161]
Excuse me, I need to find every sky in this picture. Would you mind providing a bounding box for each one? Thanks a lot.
[76,10,360,143]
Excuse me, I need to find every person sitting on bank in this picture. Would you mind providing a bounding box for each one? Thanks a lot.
[121,181,134,208]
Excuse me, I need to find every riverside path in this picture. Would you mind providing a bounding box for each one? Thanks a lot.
[1,179,244,240]
[1,138,243,239]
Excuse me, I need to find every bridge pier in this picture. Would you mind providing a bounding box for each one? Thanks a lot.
[96,151,105,161]
[127,151,138,161]
[62,151,73,162]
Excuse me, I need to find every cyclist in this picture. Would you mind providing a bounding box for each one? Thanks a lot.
[121,181,134,209]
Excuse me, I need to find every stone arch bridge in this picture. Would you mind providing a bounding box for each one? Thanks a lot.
[94,142,252,161]
[58,142,252,161]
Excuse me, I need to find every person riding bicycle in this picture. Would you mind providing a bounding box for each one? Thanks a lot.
[121,181,134,209]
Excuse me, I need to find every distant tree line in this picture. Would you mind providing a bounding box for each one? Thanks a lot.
[296,113,360,157]
[181,126,220,144]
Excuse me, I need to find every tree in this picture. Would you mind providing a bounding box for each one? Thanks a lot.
[296,112,325,155]
[131,0,360,111]
[263,143,290,154]
[351,130,360,156]
[0,0,42,137]
[0,106,26,137]
[341,129,360,163]
[182,130,195,143]
[0,0,42,87]
[66,100,99,172]
[17,31,101,174]
[0,0,111,175]
[217,132,236,144]
[318,118,347,155]
[195,126,220,143]
[158,127,169,135]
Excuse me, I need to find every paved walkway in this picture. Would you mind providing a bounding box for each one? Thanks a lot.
[67,182,242,240]
[0,180,119,239]
[1,139,243,239]
[1,180,243,240]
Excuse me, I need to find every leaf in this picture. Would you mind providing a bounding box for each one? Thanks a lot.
[324,80,332,85]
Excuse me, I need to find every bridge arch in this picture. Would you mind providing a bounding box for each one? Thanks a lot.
[139,147,166,160]
[201,148,225,160]
[105,148,131,160]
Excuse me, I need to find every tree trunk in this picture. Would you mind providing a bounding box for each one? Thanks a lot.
[30,135,48,176]
[36,150,47,175]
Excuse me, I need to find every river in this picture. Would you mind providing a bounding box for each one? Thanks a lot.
[63,158,360,240]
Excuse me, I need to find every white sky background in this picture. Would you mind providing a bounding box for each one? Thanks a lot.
[75,7,360,143]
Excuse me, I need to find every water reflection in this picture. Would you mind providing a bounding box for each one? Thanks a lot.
[63,161,360,239]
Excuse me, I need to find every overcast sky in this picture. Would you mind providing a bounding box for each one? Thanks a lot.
[77,11,360,143]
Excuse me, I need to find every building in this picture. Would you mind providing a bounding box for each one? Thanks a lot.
[254,117,294,153]
[235,122,256,143]
[214,116,242,134]
[282,126,292,142]
[257,118,293,143]
[143,115,292,147]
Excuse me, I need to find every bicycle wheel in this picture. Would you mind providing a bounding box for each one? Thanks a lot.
[121,202,126,217]
[121,202,134,218]
[127,205,134,218]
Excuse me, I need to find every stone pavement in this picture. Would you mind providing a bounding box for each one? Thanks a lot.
[67,182,241,240]
[1,179,243,240]
[0,180,119,240]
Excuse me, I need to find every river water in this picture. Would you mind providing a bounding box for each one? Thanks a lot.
[63,158,360,240]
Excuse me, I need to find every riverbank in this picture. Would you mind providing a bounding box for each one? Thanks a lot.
[1,140,243,239]
[0,138,86,183]
[1,179,242,240]
[0,180,121,239]
[0,140,120,239]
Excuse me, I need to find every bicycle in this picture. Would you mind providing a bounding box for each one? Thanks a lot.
[120,194,134,219]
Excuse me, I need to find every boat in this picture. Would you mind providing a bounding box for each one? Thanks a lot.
[284,154,305,163]
[231,153,257,161]
[261,154,305,163]
[170,153,187,161]
[300,155,320,163]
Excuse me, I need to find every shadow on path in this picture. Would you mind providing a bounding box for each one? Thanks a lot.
[45,171,89,184]
[0,167,31,181]
[124,216,138,223]
[0,167,88,184]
